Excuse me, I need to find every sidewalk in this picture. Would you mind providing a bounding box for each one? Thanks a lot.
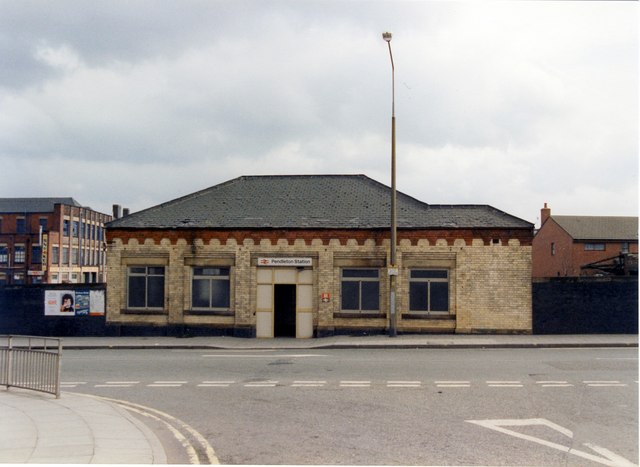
[59,332,639,350]
[1,333,636,464]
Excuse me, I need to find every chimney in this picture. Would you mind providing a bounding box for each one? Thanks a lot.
[112,204,121,219]
[122,208,130,217]
[541,203,551,226]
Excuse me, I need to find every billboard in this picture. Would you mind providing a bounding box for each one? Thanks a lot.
[44,289,105,316]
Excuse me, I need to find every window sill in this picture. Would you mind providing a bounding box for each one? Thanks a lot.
[185,309,234,316]
[121,308,168,315]
[401,313,455,320]
[334,312,386,319]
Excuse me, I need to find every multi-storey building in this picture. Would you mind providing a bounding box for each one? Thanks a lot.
[0,198,112,285]
[106,175,534,337]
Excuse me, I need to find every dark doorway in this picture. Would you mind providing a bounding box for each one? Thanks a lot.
[274,284,296,337]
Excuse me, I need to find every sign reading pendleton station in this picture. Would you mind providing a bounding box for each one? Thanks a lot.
[258,257,313,267]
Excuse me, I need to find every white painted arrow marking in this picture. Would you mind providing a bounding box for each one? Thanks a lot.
[466,418,637,467]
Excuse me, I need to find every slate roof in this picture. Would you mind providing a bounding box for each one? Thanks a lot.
[0,197,82,213]
[106,175,533,230]
[552,215,638,241]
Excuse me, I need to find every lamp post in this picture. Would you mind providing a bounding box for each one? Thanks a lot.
[382,31,397,337]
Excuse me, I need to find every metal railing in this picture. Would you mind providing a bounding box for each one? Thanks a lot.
[0,335,63,398]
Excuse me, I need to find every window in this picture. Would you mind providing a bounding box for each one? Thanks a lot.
[52,246,59,264]
[16,217,26,233]
[192,267,231,310]
[39,218,47,231]
[71,248,78,265]
[63,220,70,237]
[621,242,630,254]
[128,266,165,309]
[72,221,79,238]
[32,245,42,264]
[0,245,8,264]
[14,245,26,263]
[409,269,449,313]
[341,268,380,312]
[62,247,69,264]
[585,243,605,251]
[551,242,556,256]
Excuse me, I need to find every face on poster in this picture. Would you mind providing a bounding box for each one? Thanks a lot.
[44,290,76,316]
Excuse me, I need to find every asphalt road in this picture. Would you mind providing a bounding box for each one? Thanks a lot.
[61,347,638,466]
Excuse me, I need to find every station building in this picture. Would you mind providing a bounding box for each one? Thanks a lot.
[105,175,534,337]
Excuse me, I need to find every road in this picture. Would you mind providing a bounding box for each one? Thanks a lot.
[60,347,638,466]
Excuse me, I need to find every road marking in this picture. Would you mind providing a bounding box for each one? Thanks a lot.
[198,381,235,387]
[291,380,326,387]
[95,384,136,388]
[340,380,371,387]
[536,381,574,387]
[584,380,627,387]
[487,380,523,387]
[466,418,636,466]
[148,381,187,387]
[244,380,278,387]
[387,381,421,388]
[436,380,470,387]
[70,392,219,464]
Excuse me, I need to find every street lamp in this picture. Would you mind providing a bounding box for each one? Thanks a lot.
[382,31,397,337]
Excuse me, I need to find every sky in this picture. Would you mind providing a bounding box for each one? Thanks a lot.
[0,1,637,227]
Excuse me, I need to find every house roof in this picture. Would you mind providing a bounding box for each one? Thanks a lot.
[0,197,82,214]
[106,175,533,230]
[552,215,638,241]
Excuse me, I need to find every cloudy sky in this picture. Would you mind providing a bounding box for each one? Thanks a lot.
[1,1,637,226]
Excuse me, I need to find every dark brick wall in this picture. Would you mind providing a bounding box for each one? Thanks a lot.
[533,277,638,334]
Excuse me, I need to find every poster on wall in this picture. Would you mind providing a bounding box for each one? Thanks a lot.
[44,289,106,316]
[89,290,105,316]
[44,290,76,316]
[75,290,90,316]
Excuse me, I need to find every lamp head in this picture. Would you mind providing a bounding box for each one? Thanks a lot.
[382,32,392,42]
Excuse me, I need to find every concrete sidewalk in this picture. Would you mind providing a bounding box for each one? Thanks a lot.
[0,388,166,464]
[1,333,636,464]
[59,332,639,350]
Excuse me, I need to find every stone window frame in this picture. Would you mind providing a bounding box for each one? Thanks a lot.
[120,255,169,315]
[184,256,235,316]
[333,256,386,319]
[401,254,456,320]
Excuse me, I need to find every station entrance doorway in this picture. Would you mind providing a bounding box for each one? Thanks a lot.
[274,284,296,337]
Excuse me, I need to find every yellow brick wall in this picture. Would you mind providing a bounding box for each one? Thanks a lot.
[106,234,532,335]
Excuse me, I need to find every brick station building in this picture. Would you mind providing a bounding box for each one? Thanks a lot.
[105,175,534,337]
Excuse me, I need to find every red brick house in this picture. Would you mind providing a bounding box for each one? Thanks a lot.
[532,203,638,278]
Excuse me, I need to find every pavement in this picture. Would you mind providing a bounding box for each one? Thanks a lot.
[1,333,637,464]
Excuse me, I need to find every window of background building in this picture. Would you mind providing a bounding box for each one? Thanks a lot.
[0,245,8,264]
[192,267,231,310]
[71,248,78,265]
[14,245,25,263]
[621,242,630,254]
[16,217,26,233]
[341,268,380,312]
[52,246,59,264]
[409,269,449,313]
[39,218,47,231]
[63,220,70,236]
[62,247,69,264]
[32,245,42,264]
[551,242,556,256]
[128,266,165,309]
[585,243,605,251]
[72,221,79,238]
